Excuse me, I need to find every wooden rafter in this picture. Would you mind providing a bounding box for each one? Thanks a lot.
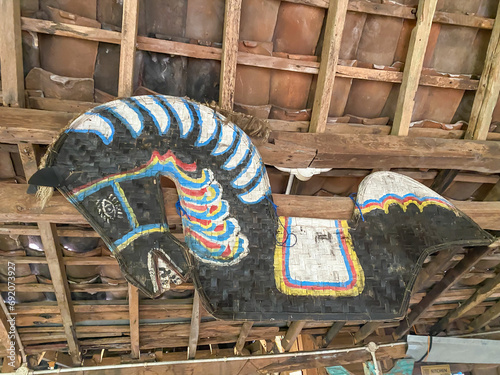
[128,284,140,359]
[353,322,383,344]
[465,3,500,140]
[394,246,491,339]
[282,321,307,352]
[118,0,139,97]
[469,299,500,331]
[323,322,345,347]
[0,0,25,107]
[308,0,349,133]
[187,291,201,359]
[430,269,500,334]
[219,0,242,110]
[391,0,438,136]
[429,170,459,195]
[234,322,254,355]
[412,248,461,293]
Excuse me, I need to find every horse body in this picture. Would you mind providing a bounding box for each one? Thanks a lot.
[29,95,495,321]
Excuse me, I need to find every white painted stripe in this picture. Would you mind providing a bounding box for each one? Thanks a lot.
[134,96,170,133]
[196,107,218,145]
[238,172,271,204]
[223,131,250,170]
[109,101,142,134]
[165,97,192,137]
[69,113,113,141]
[212,124,236,155]
[232,151,260,188]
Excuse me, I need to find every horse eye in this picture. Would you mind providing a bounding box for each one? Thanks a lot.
[96,193,124,223]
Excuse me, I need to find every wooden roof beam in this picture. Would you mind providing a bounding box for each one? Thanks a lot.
[308,0,349,133]
[282,321,307,352]
[391,0,438,136]
[430,269,500,334]
[394,246,492,339]
[353,322,383,345]
[118,0,139,97]
[323,322,345,348]
[468,299,500,331]
[234,322,254,355]
[187,291,201,359]
[0,0,25,107]
[465,3,500,140]
[219,0,242,110]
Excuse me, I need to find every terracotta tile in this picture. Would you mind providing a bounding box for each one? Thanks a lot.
[26,67,94,101]
[329,60,356,117]
[273,2,325,55]
[8,274,47,302]
[356,15,403,66]
[0,249,31,277]
[140,0,187,38]
[94,43,120,96]
[269,52,316,110]
[412,86,465,123]
[436,0,482,14]
[235,41,273,105]
[234,103,272,119]
[339,12,367,60]
[269,106,311,121]
[185,0,224,43]
[40,0,96,19]
[142,52,188,97]
[97,0,123,29]
[347,115,390,125]
[186,59,221,103]
[410,120,466,130]
[134,86,161,96]
[423,23,441,68]
[394,19,415,63]
[39,6,100,78]
[467,28,492,76]
[240,0,280,42]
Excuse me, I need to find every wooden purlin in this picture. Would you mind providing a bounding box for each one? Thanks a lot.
[308,0,349,133]
[353,322,383,344]
[393,246,492,339]
[219,0,242,110]
[282,321,307,352]
[465,3,500,140]
[0,0,25,107]
[469,299,500,331]
[391,0,438,136]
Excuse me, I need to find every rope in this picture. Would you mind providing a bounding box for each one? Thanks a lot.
[349,193,365,222]
[264,195,297,247]
[175,200,191,220]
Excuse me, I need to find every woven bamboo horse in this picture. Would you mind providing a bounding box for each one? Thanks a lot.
[29,95,495,321]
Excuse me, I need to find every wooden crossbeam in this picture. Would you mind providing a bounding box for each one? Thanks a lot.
[469,299,500,331]
[0,0,25,107]
[118,0,139,97]
[187,291,201,359]
[391,0,438,136]
[282,321,307,352]
[465,3,500,140]
[234,322,254,355]
[308,0,349,133]
[128,284,140,359]
[219,0,242,110]
[430,270,500,334]
[353,322,382,344]
[323,322,345,347]
[394,246,491,339]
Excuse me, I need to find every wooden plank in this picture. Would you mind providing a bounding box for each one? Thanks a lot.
[128,284,140,359]
[0,0,25,107]
[187,291,201,359]
[468,299,500,331]
[118,0,139,97]
[429,170,459,194]
[17,143,38,180]
[430,270,500,334]
[219,0,242,110]
[282,321,307,352]
[412,248,461,292]
[353,322,383,344]
[28,97,97,113]
[391,0,438,136]
[309,0,349,133]
[38,222,81,364]
[0,298,20,369]
[393,246,492,339]
[323,322,345,348]
[234,322,254,355]
[465,3,500,140]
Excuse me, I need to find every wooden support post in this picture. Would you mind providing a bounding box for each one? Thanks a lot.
[323,322,345,347]
[38,222,81,365]
[187,291,201,359]
[353,322,382,344]
[465,3,500,140]
[0,0,25,107]
[430,170,459,194]
[282,321,307,352]
[430,270,500,334]
[394,246,491,339]
[219,0,242,110]
[118,0,139,97]
[469,299,500,331]
[234,322,254,355]
[391,0,438,136]
[484,180,500,201]
[308,0,349,133]
[128,284,140,359]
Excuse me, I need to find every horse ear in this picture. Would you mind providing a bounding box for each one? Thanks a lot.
[27,167,64,194]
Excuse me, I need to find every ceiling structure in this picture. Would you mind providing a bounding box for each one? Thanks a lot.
[0,0,500,374]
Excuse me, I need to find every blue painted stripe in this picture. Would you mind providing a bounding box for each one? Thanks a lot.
[111,183,137,228]
[113,223,166,248]
[66,113,115,145]
[222,129,250,170]
[195,111,219,147]
[231,150,263,189]
[211,124,237,156]
[106,101,144,138]
[129,97,162,135]
[178,98,196,138]
[156,96,182,134]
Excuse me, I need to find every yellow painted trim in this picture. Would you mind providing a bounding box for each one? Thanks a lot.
[115,226,168,252]
[114,182,139,228]
[360,199,452,215]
